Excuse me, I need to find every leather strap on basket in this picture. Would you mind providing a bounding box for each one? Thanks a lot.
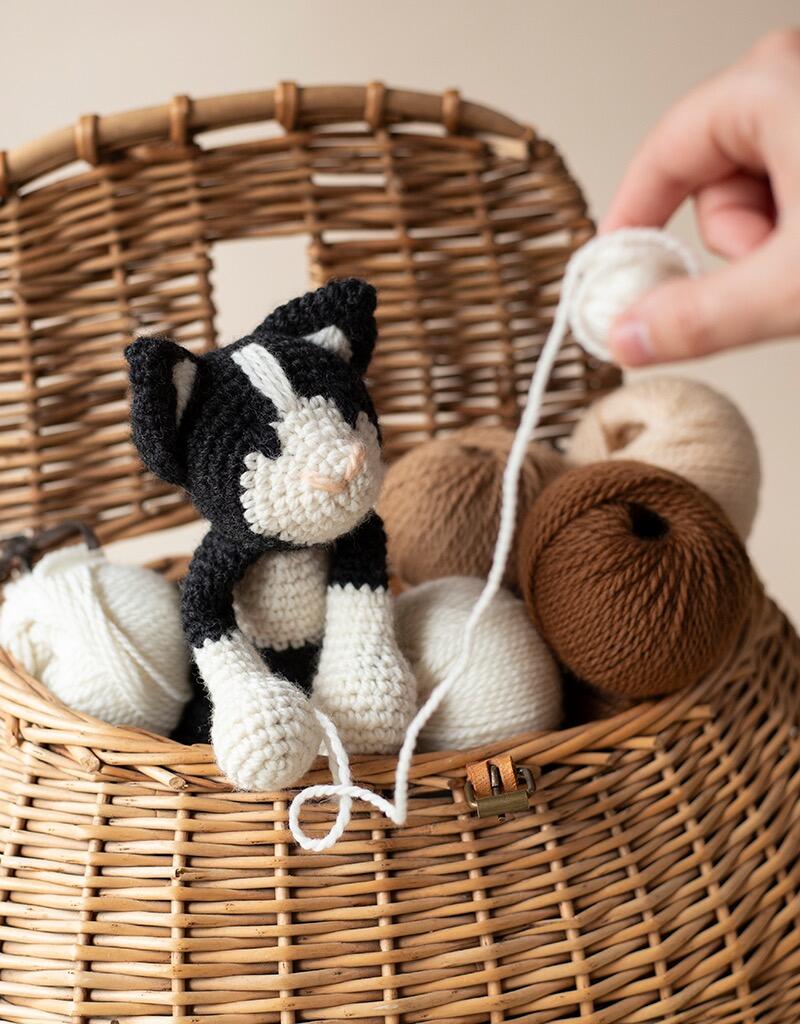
[466,753,518,798]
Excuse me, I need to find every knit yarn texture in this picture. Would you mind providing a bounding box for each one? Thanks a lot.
[0,543,191,734]
[394,576,562,750]
[518,460,753,698]
[567,376,761,539]
[378,427,565,590]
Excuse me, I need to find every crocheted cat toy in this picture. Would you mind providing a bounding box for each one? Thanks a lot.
[126,279,417,791]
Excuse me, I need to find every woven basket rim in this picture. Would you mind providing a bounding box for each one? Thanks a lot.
[0,566,770,792]
[1,82,534,200]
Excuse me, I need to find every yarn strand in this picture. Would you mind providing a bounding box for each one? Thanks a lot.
[289,228,697,851]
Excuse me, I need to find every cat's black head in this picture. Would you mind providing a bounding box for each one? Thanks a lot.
[126,278,383,547]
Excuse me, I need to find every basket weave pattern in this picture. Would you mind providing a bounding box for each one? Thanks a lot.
[0,85,798,1023]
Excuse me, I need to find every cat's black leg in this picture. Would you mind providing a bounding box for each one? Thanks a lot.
[171,663,213,744]
[172,530,256,746]
[181,529,260,649]
[258,643,321,696]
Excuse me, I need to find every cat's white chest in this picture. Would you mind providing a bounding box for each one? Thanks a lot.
[233,548,329,651]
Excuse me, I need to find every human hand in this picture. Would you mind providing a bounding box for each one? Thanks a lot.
[601,29,800,366]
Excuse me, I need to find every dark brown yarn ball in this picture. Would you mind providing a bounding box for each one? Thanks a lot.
[378,426,565,590]
[518,460,753,698]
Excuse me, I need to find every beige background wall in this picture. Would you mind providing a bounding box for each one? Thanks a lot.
[2,0,799,621]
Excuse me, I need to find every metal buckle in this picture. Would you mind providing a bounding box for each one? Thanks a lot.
[464,762,537,818]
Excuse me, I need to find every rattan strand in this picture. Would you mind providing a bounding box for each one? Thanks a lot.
[0,85,798,1024]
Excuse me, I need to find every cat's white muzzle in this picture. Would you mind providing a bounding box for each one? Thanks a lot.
[240,402,383,545]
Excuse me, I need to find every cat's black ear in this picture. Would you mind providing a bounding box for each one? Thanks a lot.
[125,336,201,486]
[260,278,377,375]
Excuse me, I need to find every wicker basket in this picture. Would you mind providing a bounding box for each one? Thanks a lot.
[0,83,799,1024]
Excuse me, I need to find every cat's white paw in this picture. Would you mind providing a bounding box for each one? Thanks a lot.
[312,585,417,754]
[195,632,321,790]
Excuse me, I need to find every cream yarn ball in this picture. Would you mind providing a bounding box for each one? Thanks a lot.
[0,543,191,734]
[394,576,562,751]
[567,376,761,539]
[567,229,697,362]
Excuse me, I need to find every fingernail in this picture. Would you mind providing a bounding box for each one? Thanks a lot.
[610,318,653,366]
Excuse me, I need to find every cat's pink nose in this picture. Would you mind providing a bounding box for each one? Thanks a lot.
[305,441,366,494]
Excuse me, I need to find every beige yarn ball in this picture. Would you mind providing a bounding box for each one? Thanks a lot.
[566,377,761,538]
[378,426,565,589]
[395,576,562,751]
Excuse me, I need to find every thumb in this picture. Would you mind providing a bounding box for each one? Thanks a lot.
[608,234,800,365]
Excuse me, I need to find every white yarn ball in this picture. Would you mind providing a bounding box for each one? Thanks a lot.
[395,576,562,751]
[0,543,191,734]
[567,229,698,361]
[567,376,761,538]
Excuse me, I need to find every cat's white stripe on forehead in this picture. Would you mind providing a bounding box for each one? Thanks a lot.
[304,324,351,361]
[231,344,299,414]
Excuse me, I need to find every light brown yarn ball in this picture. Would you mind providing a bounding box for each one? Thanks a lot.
[567,376,761,539]
[378,426,565,590]
[518,460,753,699]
